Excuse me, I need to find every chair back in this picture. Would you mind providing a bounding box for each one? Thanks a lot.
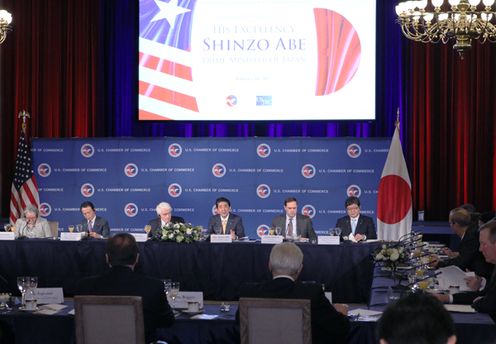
[47,221,59,237]
[239,297,312,344]
[74,295,145,344]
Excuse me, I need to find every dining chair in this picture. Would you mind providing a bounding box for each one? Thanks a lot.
[74,295,145,344]
[238,297,312,344]
[47,220,59,238]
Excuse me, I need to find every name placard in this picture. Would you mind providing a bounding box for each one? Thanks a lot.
[0,232,15,240]
[261,236,284,244]
[318,236,340,245]
[131,233,148,242]
[35,288,64,304]
[210,234,232,243]
[60,232,84,241]
[171,291,204,309]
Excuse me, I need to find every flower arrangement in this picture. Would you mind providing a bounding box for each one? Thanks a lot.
[158,222,203,243]
[373,242,409,270]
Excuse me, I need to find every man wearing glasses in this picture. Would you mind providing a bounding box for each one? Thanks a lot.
[335,196,376,241]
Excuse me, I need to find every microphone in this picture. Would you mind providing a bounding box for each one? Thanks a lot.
[17,223,28,239]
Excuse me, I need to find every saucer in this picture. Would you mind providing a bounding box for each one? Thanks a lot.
[19,306,38,312]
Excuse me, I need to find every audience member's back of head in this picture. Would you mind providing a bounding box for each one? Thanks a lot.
[377,292,456,344]
[105,233,139,267]
[269,242,303,277]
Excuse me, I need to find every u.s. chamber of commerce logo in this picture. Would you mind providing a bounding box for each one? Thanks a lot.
[256,143,271,158]
[124,163,138,177]
[39,203,52,217]
[347,143,362,158]
[256,184,271,199]
[80,144,95,158]
[168,143,182,158]
[212,163,226,178]
[226,95,237,107]
[168,183,182,198]
[81,183,95,197]
[301,164,316,179]
[124,203,139,217]
[347,184,362,197]
[301,204,316,218]
[37,163,51,177]
[257,224,270,238]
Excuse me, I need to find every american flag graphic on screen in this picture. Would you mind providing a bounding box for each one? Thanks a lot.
[139,0,198,120]
[9,129,40,225]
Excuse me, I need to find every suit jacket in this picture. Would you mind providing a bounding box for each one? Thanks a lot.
[271,214,317,241]
[238,278,350,344]
[147,216,185,238]
[207,213,245,237]
[453,266,496,320]
[81,216,110,238]
[438,227,493,279]
[335,214,377,240]
[76,265,175,343]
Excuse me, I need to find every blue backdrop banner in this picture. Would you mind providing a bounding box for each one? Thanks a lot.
[32,138,389,238]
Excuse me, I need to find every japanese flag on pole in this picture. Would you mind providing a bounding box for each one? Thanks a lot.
[377,124,412,241]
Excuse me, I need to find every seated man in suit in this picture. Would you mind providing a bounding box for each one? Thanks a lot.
[76,233,175,343]
[430,207,492,279]
[271,197,317,241]
[335,196,376,241]
[14,204,52,238]
[238,242,350,344]
[207,197,245,239]
[434,220,496,320]
[147,202,185,238]
[80,201,110,238]
[378,292,456,344]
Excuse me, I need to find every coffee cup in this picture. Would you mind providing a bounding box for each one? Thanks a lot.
[187,301,200,312]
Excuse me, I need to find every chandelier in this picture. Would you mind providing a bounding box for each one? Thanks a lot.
[395,0,496,57]
[0,9,12,44]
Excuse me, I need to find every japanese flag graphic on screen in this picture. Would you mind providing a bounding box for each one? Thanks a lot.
[377,125,412,241]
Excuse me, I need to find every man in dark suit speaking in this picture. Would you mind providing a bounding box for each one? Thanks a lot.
[147,202,185,238]
[76,233,175,343]
[80,201,110,238]
[271,197,317,241]
[238,242,350,344]
[335,196,376,241]
[207,197,245,239]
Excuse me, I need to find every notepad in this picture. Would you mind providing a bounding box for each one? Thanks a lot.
[444,304,476,313]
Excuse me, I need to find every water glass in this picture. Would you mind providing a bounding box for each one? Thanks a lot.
[144,225,152,235]
[68,225,75,233]
[169,282,180,306]
[16,277,28,306]
[275,227,282,236]
[162,279,172,296]
[76,224,83,232]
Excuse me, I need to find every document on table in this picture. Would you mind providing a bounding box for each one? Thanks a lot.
[436,266,474,292]
[444,304,476,313]
[348,308,382,321]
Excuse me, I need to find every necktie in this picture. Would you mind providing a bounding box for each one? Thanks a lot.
[287,218,294,237]
[221,218,227,234]
[351,218,357,235]
[88,220,93,232]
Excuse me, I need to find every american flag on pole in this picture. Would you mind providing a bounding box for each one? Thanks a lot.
[9,114,40,225]
[139,0,199,120]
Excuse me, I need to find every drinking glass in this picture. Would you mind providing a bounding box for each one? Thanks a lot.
[17,277,28,306]
[275,227,282,236]
[28,276,38,289]
[169,282,180,307]
[162,279,172,296]
[68,225,75,233]
[144,225,152,235]
[334,227,342,237]
[75,224,83,232]
[328,228,335,236]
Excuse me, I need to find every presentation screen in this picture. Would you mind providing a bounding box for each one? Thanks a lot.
[139,0,376,121]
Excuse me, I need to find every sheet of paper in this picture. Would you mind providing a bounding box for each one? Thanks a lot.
[436,266,473,292]
[36,304,67,315]
[444,304,476,313]
[349,308,383,317]
[191,314,218,320]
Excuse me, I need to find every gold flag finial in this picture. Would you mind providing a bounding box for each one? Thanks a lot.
[18,110,31,132]
[395,108,400,129]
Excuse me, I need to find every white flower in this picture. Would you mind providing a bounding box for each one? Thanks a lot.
[376,253,384,261]
[186,228,192,235]
[390,249,400,262]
